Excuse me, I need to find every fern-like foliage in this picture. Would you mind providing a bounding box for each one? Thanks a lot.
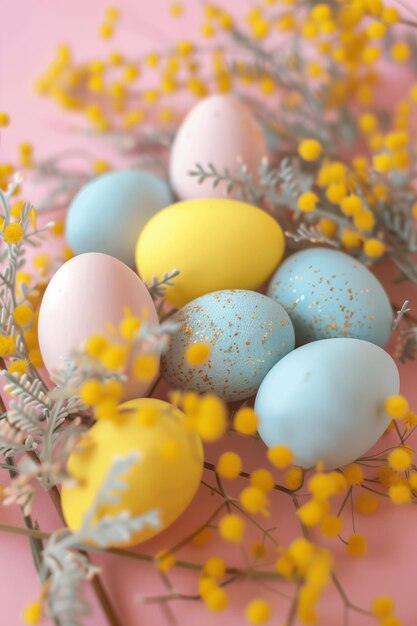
[285,223,340,248]
[0,419,36,458]
[392,301,411,331]
[260,156,315,210]
[42,453,161,626]
[396,328,417,363]
[190,161,265,204]
[145,268,180,299]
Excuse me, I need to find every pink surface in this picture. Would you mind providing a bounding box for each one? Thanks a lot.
[1,2,417,626]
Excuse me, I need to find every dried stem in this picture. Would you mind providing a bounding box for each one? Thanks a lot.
[0,521,286,581]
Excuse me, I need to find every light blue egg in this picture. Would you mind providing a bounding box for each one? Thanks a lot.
[267,247,392,346]
[66,169,173,267]
[162,289,295,402]
[255,338,399,469]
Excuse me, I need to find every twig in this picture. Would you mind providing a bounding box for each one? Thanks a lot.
[0,522,286,580]
[203,461,297,495]
[337,487,353,517]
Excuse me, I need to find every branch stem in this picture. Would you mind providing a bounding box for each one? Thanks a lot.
[0,521,286,580]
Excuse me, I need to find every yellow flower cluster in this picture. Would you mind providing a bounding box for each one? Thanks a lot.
[240,484,270,516]
[0,161,15,193]
[14,303,34,328]
[267,444,293,468]
[370,595,403,625]
[76,308,163,419]
[185,342,211,366]
[0,112,10,127]
[3,222,24,245]
[85,308,159,378]
[198,554,234,612]
[357,394,417,509]
[216,451,242,479]
[35,6,239,133]
[233,406,258,434]
[79,378,123,420]
[296,140,393,258]
[8,3,417,625]
[347,533,367,557]
[297,469,347,531]
[29,0,417,277]
[155,549,176,572]
[22,601,42,625]
[218,513,245,542]
[0,271,45,372]
[171,391,228,442]
[0,335,16,359]
[277,538,333,623]
[11,296,415,625]
[245,598,271,625]
[0,120,38,196]
[385,394,409,420]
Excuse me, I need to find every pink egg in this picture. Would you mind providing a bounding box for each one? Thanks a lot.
[169,94,267,201]
[38,252,159,400]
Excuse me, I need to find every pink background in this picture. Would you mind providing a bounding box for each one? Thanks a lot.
[1,2,417,625]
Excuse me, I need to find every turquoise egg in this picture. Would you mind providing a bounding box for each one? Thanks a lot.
[255,338,399,469]
[66,169,173,267]
[162,289,295,402]
[267,247,392,346]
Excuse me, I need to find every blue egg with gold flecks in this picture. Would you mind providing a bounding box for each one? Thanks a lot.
[161,289,295,402]
[267,248,392,347]
[66,169,173,267]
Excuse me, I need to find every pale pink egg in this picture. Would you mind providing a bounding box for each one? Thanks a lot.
[38,252,159,399]
[169,94,267,201]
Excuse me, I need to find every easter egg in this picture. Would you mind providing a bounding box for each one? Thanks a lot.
[38,253,159,399]
[162,290,295,402]
[136,198,284,307]
[61,398,203,545]
[267,247,393,346]
[255,338,399,469]
[169,94,267,200]
[66,169,173,267]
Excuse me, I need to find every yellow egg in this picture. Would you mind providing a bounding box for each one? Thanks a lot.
[135,198,285,307]
[61,399,203,545]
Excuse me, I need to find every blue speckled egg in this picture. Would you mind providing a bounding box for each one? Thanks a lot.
[267,247,392,346]
[255,338,399,469]
[162,289,295,402]
[66,169,173,267]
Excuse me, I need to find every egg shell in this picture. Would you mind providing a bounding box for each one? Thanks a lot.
[38,252,159,399]
[136,198,285,307]
[267,247,393,346]
[169,94,267,200]
[61,398,203,545]
[255,338,399,469]
[66,169,173,267]
[162,290,295,402]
